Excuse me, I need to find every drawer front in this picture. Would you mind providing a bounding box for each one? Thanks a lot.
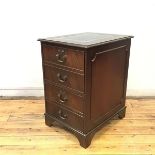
[44,83,84,114]
[44,65,84,92]
[42,45,84,72]
[45,101,83,131]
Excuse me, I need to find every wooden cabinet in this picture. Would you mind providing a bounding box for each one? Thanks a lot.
[39,32,133,148]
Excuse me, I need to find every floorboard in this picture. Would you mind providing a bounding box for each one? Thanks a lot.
[0,99,155,154]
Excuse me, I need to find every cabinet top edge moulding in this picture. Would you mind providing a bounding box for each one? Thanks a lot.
[38,32,134,49]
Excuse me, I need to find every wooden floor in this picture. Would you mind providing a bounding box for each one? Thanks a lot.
[0,99,155,155]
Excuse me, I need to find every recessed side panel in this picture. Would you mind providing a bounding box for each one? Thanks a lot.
[91,46,127,121]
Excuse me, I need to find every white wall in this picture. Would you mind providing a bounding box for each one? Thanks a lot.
[0,0,155,96]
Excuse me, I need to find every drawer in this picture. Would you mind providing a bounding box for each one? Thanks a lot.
[45,101,84,131]
[44,83,84,114]
[43,64,84,92]
[42,44,84,72]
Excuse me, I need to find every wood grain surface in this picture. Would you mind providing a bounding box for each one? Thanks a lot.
[0,99,155,155]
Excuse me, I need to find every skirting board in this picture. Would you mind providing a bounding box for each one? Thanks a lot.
[0,88,155,97]
[0,88,44,97]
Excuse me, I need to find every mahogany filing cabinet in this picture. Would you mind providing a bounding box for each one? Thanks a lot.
[38,32,133,148]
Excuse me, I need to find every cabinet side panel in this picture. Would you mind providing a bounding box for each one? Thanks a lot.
[91,46,127,121]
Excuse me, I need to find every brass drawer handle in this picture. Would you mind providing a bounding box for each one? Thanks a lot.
[58,110,67,120]
[57,73,67,83]
[56,49,67,63]
[58,91,68,103]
